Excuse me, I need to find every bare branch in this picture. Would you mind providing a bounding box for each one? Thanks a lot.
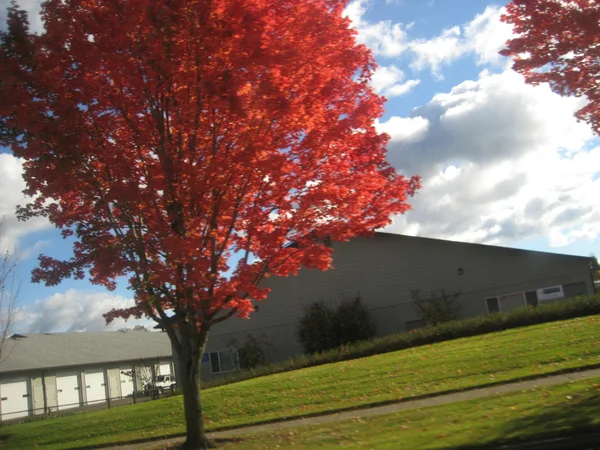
[0,217,20,363]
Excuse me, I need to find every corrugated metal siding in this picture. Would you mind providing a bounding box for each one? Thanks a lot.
[207,234,593,363]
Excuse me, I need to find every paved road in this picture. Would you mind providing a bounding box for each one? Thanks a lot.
[101,367,600,450]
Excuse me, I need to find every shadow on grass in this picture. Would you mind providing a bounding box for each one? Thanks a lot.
[61,436,243,450]
[447,392,600,450]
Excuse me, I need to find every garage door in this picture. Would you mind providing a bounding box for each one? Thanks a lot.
[0,380,29,420]
[159,363,171,376]
[85,371,106,404]
[119,368,134,397]
[56,374,81,410]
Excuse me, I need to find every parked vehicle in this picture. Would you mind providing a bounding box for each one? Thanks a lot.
[144,374,176,395]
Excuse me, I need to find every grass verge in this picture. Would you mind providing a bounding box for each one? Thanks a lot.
[1,315,599,449]
[217,376,600,449]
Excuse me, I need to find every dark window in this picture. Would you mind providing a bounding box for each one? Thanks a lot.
[486,297,500,313]
[525,290,538,307]
[210,352,220,374]
[542,286,561,295]
[209,349,240,374]
[238,348,248,369]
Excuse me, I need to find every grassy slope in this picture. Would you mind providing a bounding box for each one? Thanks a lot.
[1,315,599,449]
[219,376,600,449]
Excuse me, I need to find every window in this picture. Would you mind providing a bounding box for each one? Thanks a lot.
[536,285,564,301]
[486,292,526,313]
[209,349,240,374]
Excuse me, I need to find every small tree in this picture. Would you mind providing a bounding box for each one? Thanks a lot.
[0,217,19,363]
[590,255,600,286]
[410,288,461,327]
[297,295,376,354]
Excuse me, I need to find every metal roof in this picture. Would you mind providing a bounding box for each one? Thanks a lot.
[0,331,173,374]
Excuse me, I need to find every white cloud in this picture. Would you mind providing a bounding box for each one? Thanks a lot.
[386,79,420,97]
[344,2,513,79]
[14,289,155,333]
[343,0,368,29]
[20,240,51,260]
[375,116,429,143]
[408,5,513,78]
[370,65,420,98]
[384,69,600,248]
[0,154,51,253]
[463,5,514,67]
[409,26,463,79]
[344,0,412,58]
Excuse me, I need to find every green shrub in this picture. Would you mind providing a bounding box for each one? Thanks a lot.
[296,296,376,354]
[296,301,337,354]
[205,293,600,389]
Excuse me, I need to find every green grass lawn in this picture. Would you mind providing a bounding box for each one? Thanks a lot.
[1,315,599,449]
[217,376,600,449]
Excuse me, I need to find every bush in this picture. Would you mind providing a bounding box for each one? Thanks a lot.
[226,333,274,370]
[205,293,600,389]
[296,296,376,354]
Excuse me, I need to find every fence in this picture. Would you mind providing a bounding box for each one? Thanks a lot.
[0,388,178,424]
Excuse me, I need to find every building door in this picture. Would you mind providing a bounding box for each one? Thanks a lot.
[56,374,81,410]
[0,380,29,420]
[31,376,45,416]
[106,369,121,401]
[84,371,106,405]
[119,367,134,397]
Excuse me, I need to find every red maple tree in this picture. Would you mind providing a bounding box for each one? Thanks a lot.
[0,0,419,447]
[501,0,600,134]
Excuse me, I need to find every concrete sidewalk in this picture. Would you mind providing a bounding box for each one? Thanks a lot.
[105,367,600,449]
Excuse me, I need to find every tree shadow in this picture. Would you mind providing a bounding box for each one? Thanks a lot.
[5,435,243,450]
[446,392,600,450]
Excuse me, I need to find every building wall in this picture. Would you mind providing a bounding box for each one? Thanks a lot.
[203,234,593,379]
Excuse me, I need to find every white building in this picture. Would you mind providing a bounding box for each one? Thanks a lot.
[0,330,174,421]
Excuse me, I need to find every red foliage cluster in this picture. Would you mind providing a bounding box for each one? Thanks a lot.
[501,0,600,134]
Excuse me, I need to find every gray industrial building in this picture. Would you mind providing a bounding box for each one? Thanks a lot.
[0,330,174,421]
[202,233,594,380]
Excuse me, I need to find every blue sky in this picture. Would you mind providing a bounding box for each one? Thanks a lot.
[1,0,599,333]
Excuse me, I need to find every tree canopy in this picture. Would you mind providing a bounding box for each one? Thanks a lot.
[0,0,419,447]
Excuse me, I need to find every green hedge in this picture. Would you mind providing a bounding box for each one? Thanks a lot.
[296,296,376,354]
[204,293,600,389]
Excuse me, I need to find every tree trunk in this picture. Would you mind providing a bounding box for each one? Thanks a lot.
[178,326,213,449]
